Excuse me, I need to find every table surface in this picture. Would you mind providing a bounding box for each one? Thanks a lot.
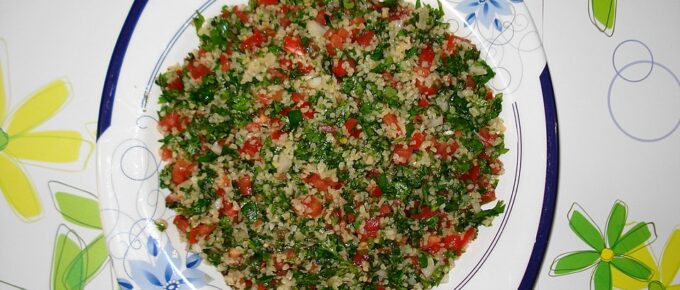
[1,1,678,289]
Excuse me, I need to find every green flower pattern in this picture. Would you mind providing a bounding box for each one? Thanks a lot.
[550,201,658,290]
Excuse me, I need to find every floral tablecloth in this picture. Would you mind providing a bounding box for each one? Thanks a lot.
[0,1,678,289]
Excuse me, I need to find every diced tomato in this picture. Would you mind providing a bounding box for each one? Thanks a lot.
[291,92,305,103]
[423,235,443,254]
[344,118,361,138]
[238,175,253,196]
[241,29,267,51]
[256,93,270,106]
[332,59,355,77]
[160,147,173,161]
[345,213,356,224]
[392,144,413,165]
[221,200,240,216]
[268,68,288,80]
[442,228,476,252]
[187,61,210,80]
[159,111,187,133]
[466,75,475,88]
[304,173,342,191]
[419,45,435,68]
[173,215,190,233]
[490,159,503,175]
[388,7,408,21]
[315,9,329,26]
[296,62,314,74]
[172,159,194,185]
[409,131,425,150]
[407,204,438,219]
[433,140,459,159]
[353,31,374,46]
[481,191,496,204]
[379,203,392,217]
[298,195,323,218]
[220,53,230,72]
[284,36,305,56]
[240,136,263,157]
[279,58,293,70]
[352,251,370,266]
[382,113,402,135]
[246,122,262,132]
[479,127,497,146]
[232,6,249,23]
[256,284,266,290]
[417,97,429,108]
[258,0,278,6]
[188,224,216,244]
[363,217,381,239]
[166,70,184,91]
[369,184,383,197]
[460,164,481,181]
[446,34,457,53]
[415,79,438,96]
[325,28,350,50]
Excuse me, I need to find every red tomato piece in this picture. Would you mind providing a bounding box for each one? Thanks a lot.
[479,127,497,146]
[446,34,457,53]
[172,159,194,185]
[379,203,392,217]
[409,131,425,150]
[232,6,249,23]
[298,195,323,218]
[296,62,314,74]
[221,200,240,216]
[415,79,438,96]
[419,45,435,68]
[460,164,480,181]
[258,0,278,5]
[344,118,361,138]
[283,36,305,56]
[352,251,370,266]
[166,70,184,91]
[392,144,413,165]
[423,235,443,254]
[481,191,496,204]
[304,173,341,192]
[442,228,476,252]
[353,31,375,46]
[238,175,252,196]
[187,61,210,80]
[433,140,459,159]
[363,217,381,239]
[241,29,267,51]
[220,53,230,72]
[332,59,356,77]
[315,9,329,26]
[407,204,438,219]
[159,111,186,133]
[466,75,475,88]
[382,113,402,134]
[173,215,190,233]
[160,147,173,161]
[279,58,293,70]
[418,97,430,107]
[240,136,263,157]
[369,184,383,197]
[188,224,216,244]
[291,92,305,103]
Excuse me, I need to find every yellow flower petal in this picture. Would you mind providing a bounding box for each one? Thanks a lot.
[661,228,680,285]
[0,57,7,123]
[6,79,69,136]
[4,130,84,163]
[612,245,659,289]
[0,153,41,220]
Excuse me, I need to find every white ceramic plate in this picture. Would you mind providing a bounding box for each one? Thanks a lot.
[96,0,558,289]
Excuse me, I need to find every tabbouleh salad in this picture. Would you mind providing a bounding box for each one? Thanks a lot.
[156,0,508,289]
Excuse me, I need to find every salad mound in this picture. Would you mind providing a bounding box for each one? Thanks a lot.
[157,0,507,289]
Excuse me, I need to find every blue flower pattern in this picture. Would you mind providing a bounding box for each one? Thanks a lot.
[456,0,523,31]
[118,236,210,290]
